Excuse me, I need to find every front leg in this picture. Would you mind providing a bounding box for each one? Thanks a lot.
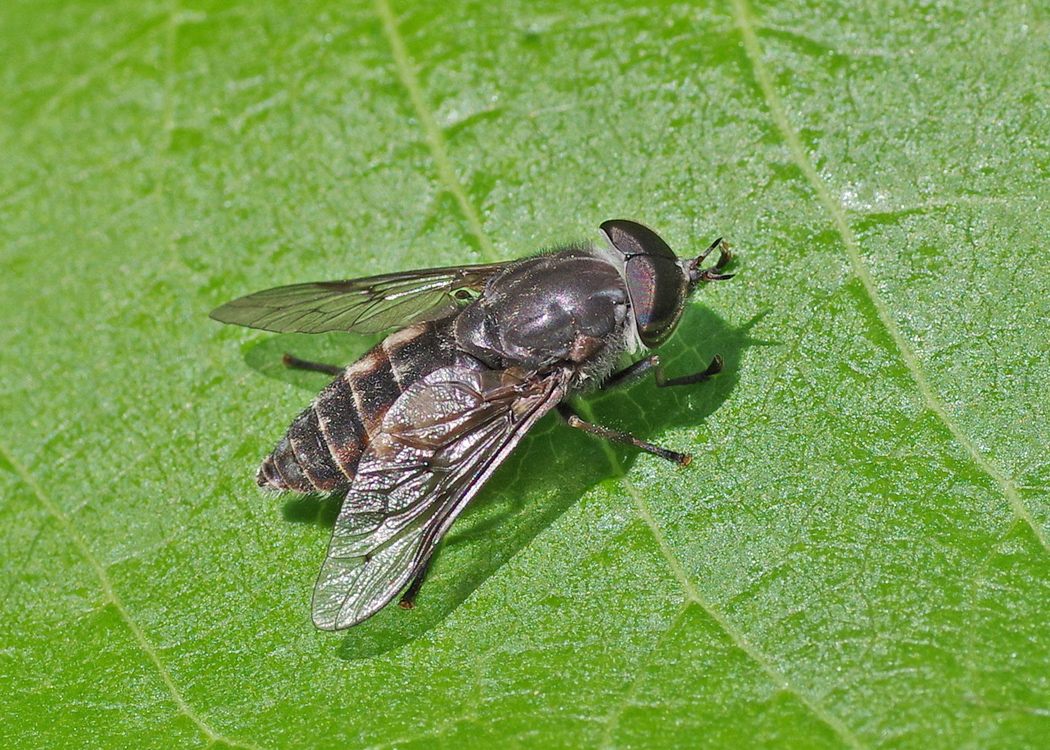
[602,354,723,391]
[565,353,725,465]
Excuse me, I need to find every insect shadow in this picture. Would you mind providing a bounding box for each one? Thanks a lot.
[242,305,767,658]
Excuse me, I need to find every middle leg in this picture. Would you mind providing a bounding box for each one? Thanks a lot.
[558,403,691,466]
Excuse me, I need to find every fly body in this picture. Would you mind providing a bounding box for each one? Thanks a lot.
[257,319,458,495]
[210,220,733,630]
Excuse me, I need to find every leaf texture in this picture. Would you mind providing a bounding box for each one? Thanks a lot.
[1,0,1048,748]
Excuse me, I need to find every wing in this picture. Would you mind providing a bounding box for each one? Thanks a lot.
[209,263,507,334]
[311,364,569,630]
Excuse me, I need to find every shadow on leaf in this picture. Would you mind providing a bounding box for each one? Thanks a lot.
[239,304,770,658]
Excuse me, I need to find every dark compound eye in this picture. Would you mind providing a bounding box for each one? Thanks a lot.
[600,219,676,261]
[600,220,688,348]
[625,253,685,346]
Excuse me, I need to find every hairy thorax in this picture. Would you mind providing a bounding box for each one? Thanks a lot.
[453,252,631,388]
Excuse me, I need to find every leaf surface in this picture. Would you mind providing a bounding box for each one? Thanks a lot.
[2,0,1048,747]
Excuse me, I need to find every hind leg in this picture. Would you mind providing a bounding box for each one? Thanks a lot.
[282,353,342,376]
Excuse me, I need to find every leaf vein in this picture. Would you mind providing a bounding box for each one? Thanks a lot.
[574,404,865,749]
[3,517,49,607]
[0,437,264,750]
[598,603,690,749]
[375,0,499,262]
[728,0,1048,554]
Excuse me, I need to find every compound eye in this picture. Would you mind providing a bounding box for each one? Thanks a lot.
[600,219,677,261]
[625,254,686,347]
[600,220,687,348]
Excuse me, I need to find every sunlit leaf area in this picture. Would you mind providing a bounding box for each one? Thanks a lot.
[2,0,1048,747]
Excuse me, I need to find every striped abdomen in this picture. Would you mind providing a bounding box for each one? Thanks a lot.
[258,320,457,494]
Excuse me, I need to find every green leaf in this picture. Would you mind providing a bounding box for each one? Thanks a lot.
[2,0,1048,747]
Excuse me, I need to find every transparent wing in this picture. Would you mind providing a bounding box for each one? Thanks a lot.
[209,263,507,334]
[311,365,568,630]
